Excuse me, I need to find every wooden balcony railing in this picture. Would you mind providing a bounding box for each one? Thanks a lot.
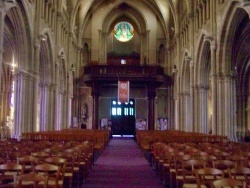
[83,64,164,76]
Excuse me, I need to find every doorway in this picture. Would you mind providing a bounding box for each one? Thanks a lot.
[111,99,135,136]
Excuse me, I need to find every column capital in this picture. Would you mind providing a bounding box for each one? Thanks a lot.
[34,37,41,48]
[58,54,65,60]
[48,83,56,91]
[204,36,217,50]
[209,73,217,78]
[63,90,68,95]
[195,84,209,90]
[184,56,192,63]
[0,0,17,12]
[204,35,213,42]
[179,91,190,96]
[241,0,250,7]
[222,72,235,79]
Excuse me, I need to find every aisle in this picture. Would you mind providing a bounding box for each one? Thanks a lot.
[83,138,164,188]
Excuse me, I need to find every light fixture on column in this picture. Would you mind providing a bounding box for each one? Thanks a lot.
[70,64,75,72]
[41,34,47,41]
[172,65,177,73]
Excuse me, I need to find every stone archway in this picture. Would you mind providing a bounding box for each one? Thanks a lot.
[180,54,192,132]
[218,3,250,140]
[1,1,32,139]
[39,33,53,131]
[194,35,211,134]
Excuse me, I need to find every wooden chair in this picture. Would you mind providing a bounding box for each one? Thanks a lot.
[73,144,92,185]
[57,152,79,188]
[176,159,206,188]
[214,152,230,160]
[169,150,186,187]
[199,155,217,168]
[229,167,250,186]
[160,147,175,187]
[212,160,235,177]
[227,155,247,168]
[31,152,49,164]
[44,157,66,188]
[14,172,48,188]
[196,167,224,188]
[0,162,23,186]
[34,163,61,188]
[18,155,39,173]
[212,178,246,188]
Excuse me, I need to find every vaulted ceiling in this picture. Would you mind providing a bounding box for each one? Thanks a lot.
[67,0,188,42]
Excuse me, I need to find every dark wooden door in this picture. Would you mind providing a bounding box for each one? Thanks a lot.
[111,99,135,135]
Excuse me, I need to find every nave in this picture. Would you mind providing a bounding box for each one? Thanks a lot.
[83,137,163,188]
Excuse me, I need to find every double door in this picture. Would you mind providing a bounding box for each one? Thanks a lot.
[111,99,135,135]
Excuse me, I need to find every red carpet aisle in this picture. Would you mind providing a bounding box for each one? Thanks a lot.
[83,138,164,188]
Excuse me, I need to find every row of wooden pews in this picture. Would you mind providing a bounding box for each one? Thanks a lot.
[136,130,250,187]
[136,130,228,154]
[22,129,110,155]
[0,138,95,187]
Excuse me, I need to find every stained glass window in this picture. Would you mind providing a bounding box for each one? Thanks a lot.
[113,22,134,42]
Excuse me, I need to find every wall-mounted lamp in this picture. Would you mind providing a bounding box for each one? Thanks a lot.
[41,34,47,41]
[172,65,178,73]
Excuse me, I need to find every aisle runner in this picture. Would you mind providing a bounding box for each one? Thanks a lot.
[83,138,163,188]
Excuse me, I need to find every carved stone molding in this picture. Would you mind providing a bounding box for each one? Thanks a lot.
[178,91,190,96]
[195,84,209,90]
[241,0,250,7]
[184,56,192,63]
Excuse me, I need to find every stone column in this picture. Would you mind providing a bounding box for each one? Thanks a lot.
[217,73,223,135]
[45,82,51,131]
[25,76,34,133]
[68,93,72,128]
[103,32,108,64]
[172,67,179,130]
[193,85,199,132]
[178,92,184,131]
[98,30,103,63]
[54,63,59,130]
[198,84,209,133]
[182,56,193,132]
[0,89,5,125]
[189,60,194,132]
[67,72,73,128]
[47,83,56,130]
[223,74,236,141]
[32,38,41,132]
[91,82,100,129]
[205,36,217,135]
[210,42,217,135]
[166,86,174,129]
[140,32,147,65]
[54,83,60,130]
[62,90,68,129]
[0,10,4,92]
[236,93,246,141]
[147,83,156,130]
[183,92,191,132]
[39,82,45,131]
[13,72,27,139]
[3,90,8,125]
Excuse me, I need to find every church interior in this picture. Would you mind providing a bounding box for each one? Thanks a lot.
[0,0,250,187]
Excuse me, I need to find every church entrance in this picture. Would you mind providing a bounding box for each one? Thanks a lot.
[111,99,135,136]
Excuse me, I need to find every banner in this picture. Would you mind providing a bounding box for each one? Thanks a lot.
[118,81,130,103]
